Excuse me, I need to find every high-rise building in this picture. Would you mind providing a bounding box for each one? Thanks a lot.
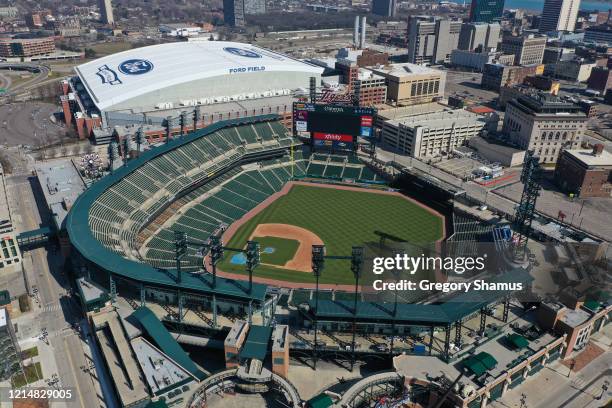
[503,93,585,164]
[244,0,266,15]
[538,0,581,33]
[98,0,114,25]
[223,0,245,27]
[407,16,461,64]
[469,0,505,23]
[500,34,547,65]
[458,22,501,51]
[372,0,396,18]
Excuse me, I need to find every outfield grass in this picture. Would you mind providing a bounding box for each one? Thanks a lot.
[254,236,300,266]
[220,185,443,284]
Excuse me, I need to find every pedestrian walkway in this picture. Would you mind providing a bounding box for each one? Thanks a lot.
[562,342,605,372]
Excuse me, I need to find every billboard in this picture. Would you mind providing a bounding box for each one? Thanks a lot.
[293,103,375,140]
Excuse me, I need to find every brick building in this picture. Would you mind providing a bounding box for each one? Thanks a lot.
[586,66,612,93]
[0,37,55,58]
[554,145,612,197]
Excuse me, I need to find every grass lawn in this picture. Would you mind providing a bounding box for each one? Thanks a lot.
[21,346,39,359]
[220,185,444,284]
[11,362,43,388]
[253,236,299,266]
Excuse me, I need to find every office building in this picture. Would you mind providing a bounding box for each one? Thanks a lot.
[407,16,461,64]
[458,22,501,51]
[372,0,396,18]
[503,93,586,163]
[0,38,56,58]
[500,34,547,65]
[450,49,514,71]
[245,0,266,15]
[587,67,612,93]
[99,0,114,25]
[584,23,612,45]
[367,63,445,106]
[545,59,597,82]
[481,63,543,91]
[554,145,612,197]
[469,0,505,23]
[539,0,581,33]
[224,0,245,27]
[335,59,387,106]
[381,109,489,158]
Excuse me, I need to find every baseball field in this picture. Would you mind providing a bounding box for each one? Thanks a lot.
[219,183,444,285]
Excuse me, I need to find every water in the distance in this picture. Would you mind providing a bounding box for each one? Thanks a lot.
[449,0,610,12]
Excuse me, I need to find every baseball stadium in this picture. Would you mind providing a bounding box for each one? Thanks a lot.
[61,110,556,408]
[57,42,552,408]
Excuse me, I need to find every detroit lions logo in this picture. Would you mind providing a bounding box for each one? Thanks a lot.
[96,65,122,85]
[118,59,154,75]
[223,47,262,58]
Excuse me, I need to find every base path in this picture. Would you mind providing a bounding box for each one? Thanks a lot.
[250,223,323,272]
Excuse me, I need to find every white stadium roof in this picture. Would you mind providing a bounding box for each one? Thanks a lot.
[75,41,323,111]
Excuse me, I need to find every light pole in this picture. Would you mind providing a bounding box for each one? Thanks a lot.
[350,246,364,371]
[311,245,325,369]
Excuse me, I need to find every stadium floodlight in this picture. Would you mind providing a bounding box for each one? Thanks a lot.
[193,106,201,132]
[350,246,364,279]
[311,245,325,277]
[107,141,118,173]
[135,127,145,157]
[174,231,187,284]
[179,111,188,137]
[246,240,260,293]
[164,116,173,144]
[209,235,223,288]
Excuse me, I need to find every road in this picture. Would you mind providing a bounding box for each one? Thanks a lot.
[0,63,50,95]
[4,148,102,407]
[490,351,611,408]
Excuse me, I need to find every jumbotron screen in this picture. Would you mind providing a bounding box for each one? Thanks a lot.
[293,103,375,140]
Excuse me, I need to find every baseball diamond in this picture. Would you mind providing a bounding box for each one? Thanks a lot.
[218,183,445,285]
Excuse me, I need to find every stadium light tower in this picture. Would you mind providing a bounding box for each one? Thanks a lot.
[135,127,145,158]
[350,246,364,370]
[245,240,260,294]
[193,106,202,132]
[209,235,224,289]
[512,150,542,262]
[164,116,173,144]
[107,141,118,173]
[311,245,325,369]
[174,231,188,284]
[179,111,188,137]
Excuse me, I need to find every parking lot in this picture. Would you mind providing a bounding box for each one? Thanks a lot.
[0,101,65,147]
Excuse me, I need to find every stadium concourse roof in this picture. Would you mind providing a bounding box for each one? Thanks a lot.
[131,307,206,380]
[309,268,533,325]
[239,325,272,361]
[74,41,323,111]
[65,116,279,302]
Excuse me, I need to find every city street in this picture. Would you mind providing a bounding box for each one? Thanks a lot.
[4,149,103,407]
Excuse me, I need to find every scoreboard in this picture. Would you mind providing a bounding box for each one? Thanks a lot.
[293,103,375,149]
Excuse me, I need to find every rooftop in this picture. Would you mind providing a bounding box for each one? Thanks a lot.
[75,41,323,111]
[563,148,612,167]
[35,159,86,230]
[0,308,6,328]
[370,63,443,78]
[560,308,591,328]
[131,337,193,396]
[76,277,108,303]
[240,325,272,361]
[387,109,487,129]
